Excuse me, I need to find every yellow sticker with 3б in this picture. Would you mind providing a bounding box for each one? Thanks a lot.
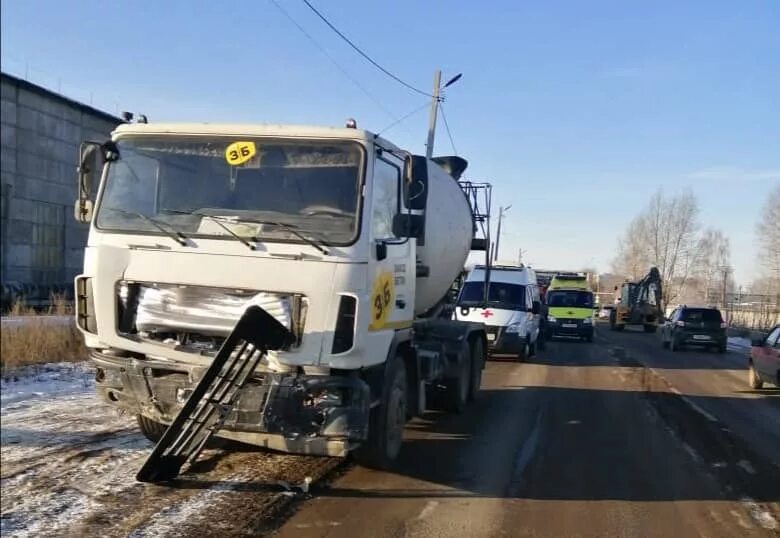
[368,271,394,331]
[225,141,257,166]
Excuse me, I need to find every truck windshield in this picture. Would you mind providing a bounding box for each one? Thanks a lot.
[95,137,364,246]
[458,281,527,310]
[547,290,594,308]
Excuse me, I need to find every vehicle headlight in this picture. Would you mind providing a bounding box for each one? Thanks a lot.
[583,317,593,324]
[547,316,557,323]
[505,322,523,333]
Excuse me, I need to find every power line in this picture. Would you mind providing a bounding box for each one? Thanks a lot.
[268,0,398,121]
[439,103,458,155]
[301,0,434,98]
[376,101,430,137]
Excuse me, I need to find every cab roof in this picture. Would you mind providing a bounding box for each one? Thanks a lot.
[111,122,403,153]
[466,266,537,285]
[549,275,591,291]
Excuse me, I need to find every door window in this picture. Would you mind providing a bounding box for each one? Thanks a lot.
[767,327,780,347]
[372,157,400,240]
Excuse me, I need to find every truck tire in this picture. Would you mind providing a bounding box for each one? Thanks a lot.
[353,356,407,469]
[518,339,530,361]
[444,344,471,413]
[468,337,485,402]
[136,414,230,449]
[643,324,657,333]
[537,331,546,350]
[136,414,167,443]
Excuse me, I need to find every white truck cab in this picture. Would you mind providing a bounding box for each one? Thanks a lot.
[72,121,491,470]
[453,265,541,359]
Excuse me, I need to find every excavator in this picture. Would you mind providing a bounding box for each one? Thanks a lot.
[609,267,663,332]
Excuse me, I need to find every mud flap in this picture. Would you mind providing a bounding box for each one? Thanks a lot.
[136,306,294,483]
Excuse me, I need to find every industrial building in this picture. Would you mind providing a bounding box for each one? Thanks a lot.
[1,72,121,308]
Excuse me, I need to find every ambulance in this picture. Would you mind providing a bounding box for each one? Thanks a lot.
[544,274,595,342]
[453,265,541,359]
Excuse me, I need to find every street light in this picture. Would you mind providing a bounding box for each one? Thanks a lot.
[493,205,512,262]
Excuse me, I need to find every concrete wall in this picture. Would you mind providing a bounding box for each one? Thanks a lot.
[1,72,121,298]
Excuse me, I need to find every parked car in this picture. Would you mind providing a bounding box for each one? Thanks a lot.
[661,306,727,353]
[748,325,780,389]
[598,305,614,320]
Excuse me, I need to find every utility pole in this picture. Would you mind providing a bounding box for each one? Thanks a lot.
[425,70,442,160]
[493,205,512,262]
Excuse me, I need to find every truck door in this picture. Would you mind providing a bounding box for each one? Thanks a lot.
[367,153,415,332]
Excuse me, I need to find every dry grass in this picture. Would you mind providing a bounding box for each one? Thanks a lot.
[1,295,87,372]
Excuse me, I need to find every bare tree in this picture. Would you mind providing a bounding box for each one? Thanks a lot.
[756,184,780,289]
[696,228,732,303]
[612,216,651,280]
[612,188,701,308]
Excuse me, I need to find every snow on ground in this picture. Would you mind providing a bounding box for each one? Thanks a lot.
[1,362,147,538]
[0,362,332,537]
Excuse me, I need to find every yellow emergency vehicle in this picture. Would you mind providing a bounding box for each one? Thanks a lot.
[544,274,595,342]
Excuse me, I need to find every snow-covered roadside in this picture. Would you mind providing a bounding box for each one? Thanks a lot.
[0,363,337,537]
[1,362,146,538]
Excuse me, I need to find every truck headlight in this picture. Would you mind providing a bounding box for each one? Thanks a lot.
[583,317,593,324]
[505,322,522,333]
[547,316,557,323]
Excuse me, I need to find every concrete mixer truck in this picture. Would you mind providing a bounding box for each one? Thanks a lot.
[72,120,492,477]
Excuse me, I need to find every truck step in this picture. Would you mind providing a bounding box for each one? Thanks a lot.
[136,306,294,483]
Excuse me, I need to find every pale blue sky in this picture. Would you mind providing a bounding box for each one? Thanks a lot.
[2,0,778,284]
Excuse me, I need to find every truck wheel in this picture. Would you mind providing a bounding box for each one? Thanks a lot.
[643,324,657,333]
[468,337,485,402]
[354,357,407,469]
[609,311,617,330]
[748,362,764,390]
[136,414,229,449]
[444,344,471,413]
[670,338,681,352]
[137,414,167,443]
[518,339,530,361]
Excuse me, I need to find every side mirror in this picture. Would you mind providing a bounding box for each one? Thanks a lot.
[74,199,94,222]
[403,154,428,211]
[74,142,102,223]
[531,300,541,315]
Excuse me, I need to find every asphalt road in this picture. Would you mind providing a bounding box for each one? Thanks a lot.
[273,324,780,537]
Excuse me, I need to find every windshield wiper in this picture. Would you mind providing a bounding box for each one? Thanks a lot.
[161,209,256,250]
[168,211,329,255]
[104,207,188,246]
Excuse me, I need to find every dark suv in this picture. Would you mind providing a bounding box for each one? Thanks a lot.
[661,306,727,353]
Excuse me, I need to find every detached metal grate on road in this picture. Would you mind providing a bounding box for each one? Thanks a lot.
[136,306,294,483]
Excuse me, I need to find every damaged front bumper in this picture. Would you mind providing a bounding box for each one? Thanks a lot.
[91,350,370,457]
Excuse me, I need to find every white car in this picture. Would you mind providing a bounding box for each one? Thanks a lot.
[453,265,541,359]
[598,305,614,319]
